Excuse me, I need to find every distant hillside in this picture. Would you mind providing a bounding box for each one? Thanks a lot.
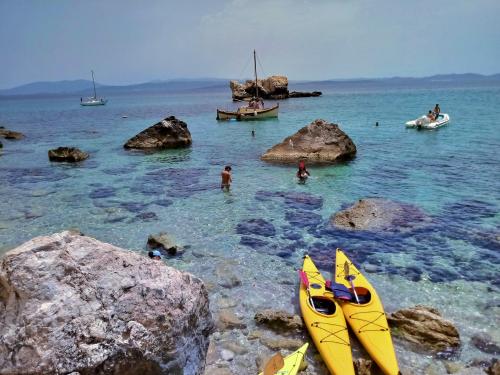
[0,80,101,96]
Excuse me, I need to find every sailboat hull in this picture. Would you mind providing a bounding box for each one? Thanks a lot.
[216,104,279,121]
[80,99,108,106]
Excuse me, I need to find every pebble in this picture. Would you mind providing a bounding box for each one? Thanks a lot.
[220,349,234,361]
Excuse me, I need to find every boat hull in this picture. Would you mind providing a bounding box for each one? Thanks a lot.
[334,249,400,375]
[300,255,355,375]
[258,343,308,375]
[81,99,108,106]
[216,104,279,120]
[406,113,450,129]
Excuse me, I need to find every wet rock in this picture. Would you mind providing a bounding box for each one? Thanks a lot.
[0,128,24,140]
[259,336,303,351]
[254,309,304,334]
[247,330,264,340]
[240,236,269,249]
[444,361,465,374]
[124,116,192,150]
[387,305,460,355]
[135,211,158,221]
[0,231,213,375]
[236,218,276,237]
[120,201,149,213]
[0,140,2,148]
[230,75,322,100]
[147,232,182,255]
[217,296,238,309]
[331,198,431,232]
[488,359,500,375]
[261,119,356,164]
[221,341,248,355]
[89,186,116,199]
[204,365,232,375]
[353,358,373,375]
[285,210,323,228]
[220,349,234,362]
[288,91,322,98]
[48,147,89,162]
[471,333,500,355]
[215,262,241,288]
[217,309,246,330]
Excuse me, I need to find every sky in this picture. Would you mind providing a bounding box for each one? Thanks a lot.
[1,0,499,89]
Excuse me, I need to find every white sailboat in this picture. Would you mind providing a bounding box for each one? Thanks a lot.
[216,50,279,121]
[80,70,107,106]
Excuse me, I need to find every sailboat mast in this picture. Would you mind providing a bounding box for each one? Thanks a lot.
[253,50,258,98]
[91,70,97,99]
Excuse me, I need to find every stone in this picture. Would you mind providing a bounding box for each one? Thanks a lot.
[471,333,500,355]
[229,75,321,100]
[48,147,89,162]
[259,336,303,351]
[254,309,304,334]
[261,119,356,164]
[124,116,192,150]
[221,341,248,355]
[387,305,460,355]
[488,359,500,375]
[444,361,465,374]
[0,128,24,140]
[331,198,431,232]
[218,309,246,330]
[215,262,242,289]
[220,349,234,362]
[353,358,373,375]
[0,231,213,375]
[247,330,263,340]
[147,232,183,255]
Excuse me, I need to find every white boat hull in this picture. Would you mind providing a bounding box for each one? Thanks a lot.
[81,98,108,106]
[406,113,450,129]
[216,104,279,121]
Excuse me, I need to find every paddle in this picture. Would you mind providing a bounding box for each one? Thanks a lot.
[263,352,285,375]
[344,261,360,304]
[298,270,316,310]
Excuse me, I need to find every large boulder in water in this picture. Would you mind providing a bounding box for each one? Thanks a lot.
[48,146,89,162]
[229,75,321,100]
[331,198,431,232]
[0,231,213,375]
[124,116,192,150]
[261,119,356,164]
[387,305,460,355]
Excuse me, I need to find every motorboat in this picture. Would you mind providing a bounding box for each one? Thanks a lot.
[406,113,450,129]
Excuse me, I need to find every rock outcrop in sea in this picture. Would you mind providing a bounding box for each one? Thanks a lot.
[230,75,322,100]
[261,119,356,164]
[0,231,213,375]
[0,127,24,140]
[124,116,192,150]
[387,305,460,356]
[331,198,432,232]
[48,146,89,162]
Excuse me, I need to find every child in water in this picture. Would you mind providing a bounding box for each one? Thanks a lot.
[296,161,310,183]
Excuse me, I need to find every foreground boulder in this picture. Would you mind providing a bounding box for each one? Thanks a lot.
[0,231,213,375]
[124,116,192,150]
[331,198,431,232]
[0,127,24,140]
[230,76,321,100]
[387,305,460,355]
[261,119,356,164]
[48,146,89,162]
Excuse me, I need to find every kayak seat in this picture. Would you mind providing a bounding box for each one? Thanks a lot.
[311,296,337,315]
[325,280,354,301]
[351,287,372,304]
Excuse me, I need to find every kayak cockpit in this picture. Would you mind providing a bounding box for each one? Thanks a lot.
[311,297,337,315]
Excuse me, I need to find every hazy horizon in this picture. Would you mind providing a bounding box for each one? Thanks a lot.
[1,0,499,90]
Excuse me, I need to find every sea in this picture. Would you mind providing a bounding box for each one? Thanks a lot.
[1,80,499,374]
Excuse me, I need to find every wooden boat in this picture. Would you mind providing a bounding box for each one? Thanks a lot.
[216,103,279,121]
[216,50,279,121]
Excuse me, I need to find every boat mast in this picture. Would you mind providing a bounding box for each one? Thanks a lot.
[91,70,97,99]
[253,50,258,99]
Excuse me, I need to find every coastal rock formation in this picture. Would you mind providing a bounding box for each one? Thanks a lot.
[387,305,460,355]
[48,146,89,162]
[0,231,213,375]
[254,309,304,334]
[261,119,356,164]
[229,76,321,100]
[147,232,182,255]
[470,333,500,355]
[0,127,24,140]
[124,116,192,150]
[331,198,431,231]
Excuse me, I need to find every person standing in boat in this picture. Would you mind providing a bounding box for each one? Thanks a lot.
[221,166,232,191]
[433,104,441,119]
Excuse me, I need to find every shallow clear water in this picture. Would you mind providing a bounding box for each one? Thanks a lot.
[1,84,499,374]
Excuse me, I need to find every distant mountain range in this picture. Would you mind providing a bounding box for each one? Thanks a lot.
[1,74,499,97]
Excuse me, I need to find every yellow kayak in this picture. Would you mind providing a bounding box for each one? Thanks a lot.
[299,255,355,375]
[258,343,309,375]
[334,249,400,375]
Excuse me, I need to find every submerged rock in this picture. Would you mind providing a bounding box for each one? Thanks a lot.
[261,119,356,164]
[124,116,192,150]
[353,358,373,375]
[48,146,89,162]
[0,127,24,140]
[147,232,183,255]
[471,333,500,355]
[387,305,460,355]
[254,309,303,334]
[331,198,431,232]
[288,91,322,98]
[0,231,213,375]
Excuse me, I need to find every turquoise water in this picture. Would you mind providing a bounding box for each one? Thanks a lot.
[1,84,499,373]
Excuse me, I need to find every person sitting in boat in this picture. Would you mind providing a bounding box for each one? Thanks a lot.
[433,104,441,119]
[426,110,435,121]
[247,97,258,109]
[256,97,264,109]
[297,161,310,183]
